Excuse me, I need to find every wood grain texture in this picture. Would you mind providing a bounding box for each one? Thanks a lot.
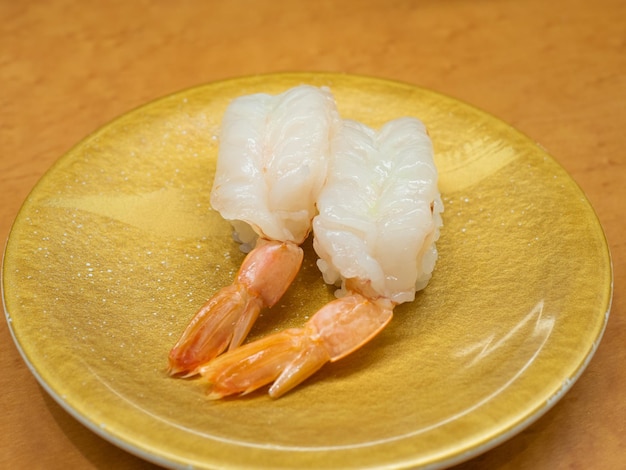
[1,1,624,468]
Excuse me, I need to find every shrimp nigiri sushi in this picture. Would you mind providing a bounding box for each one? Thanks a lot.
[168,85,341,375]
[198,116,443,398]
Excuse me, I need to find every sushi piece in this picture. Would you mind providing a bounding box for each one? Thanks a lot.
[198,116,443,398]
[314,117,443,303]
[168,85,341,376]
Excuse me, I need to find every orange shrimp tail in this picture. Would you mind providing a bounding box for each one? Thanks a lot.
[198,292,394,399]
[167,239,303,376]
[167,284,263,376]
[199,328,330,399]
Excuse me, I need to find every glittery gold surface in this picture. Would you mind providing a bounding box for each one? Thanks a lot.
[2,73,612,469]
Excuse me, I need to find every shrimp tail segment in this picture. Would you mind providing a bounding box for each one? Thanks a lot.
[167,239,304,376]
[198,293,394,399]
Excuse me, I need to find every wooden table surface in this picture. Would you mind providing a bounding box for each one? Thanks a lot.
[2,1,624,469]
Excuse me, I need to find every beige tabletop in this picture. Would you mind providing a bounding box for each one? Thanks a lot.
[1,1,624,469]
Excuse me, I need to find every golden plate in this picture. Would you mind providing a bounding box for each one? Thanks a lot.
[2,73,612,469]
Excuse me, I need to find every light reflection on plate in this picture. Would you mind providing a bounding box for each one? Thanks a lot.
[2,73,612,469]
